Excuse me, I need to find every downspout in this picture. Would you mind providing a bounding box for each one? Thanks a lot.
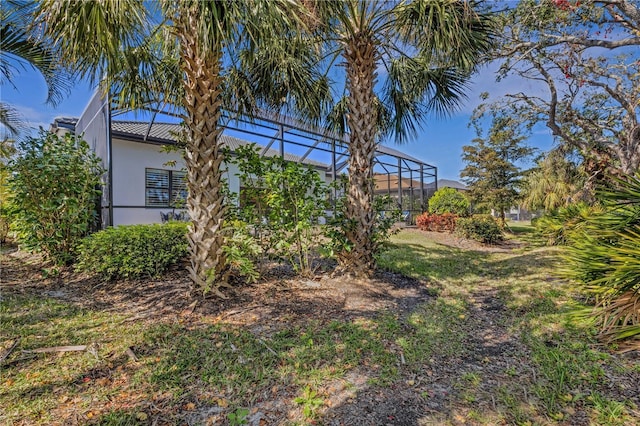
[107,94,114,227]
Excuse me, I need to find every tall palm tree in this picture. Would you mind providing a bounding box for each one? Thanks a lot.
[35,0,326,296]
[316,1,495,276]
[0,0,72,137]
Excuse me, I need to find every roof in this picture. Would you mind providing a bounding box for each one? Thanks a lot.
[110,120,330,168]
[52,116,78,129]
[112,120,179,143]
[52,117,435,172]
[438,179,468,190]
[376,144,425,165]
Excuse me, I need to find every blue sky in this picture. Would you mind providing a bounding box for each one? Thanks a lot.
[1,61,555,181]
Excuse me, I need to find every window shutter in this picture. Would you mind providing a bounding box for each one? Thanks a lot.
[146,169,170,206]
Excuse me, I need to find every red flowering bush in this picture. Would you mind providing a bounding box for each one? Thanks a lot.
[415,212,458,232]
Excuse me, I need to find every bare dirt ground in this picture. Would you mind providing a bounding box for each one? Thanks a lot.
[2,230,639,425]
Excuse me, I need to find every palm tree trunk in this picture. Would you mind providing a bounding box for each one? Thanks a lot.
[177,10,229,296]
[339,34,378,277]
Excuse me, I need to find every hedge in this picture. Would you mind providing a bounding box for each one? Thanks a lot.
[76,222,188,280]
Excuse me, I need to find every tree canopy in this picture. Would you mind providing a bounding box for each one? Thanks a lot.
[310,0,495,275]
[35,0,328,294]
[481,0,639,184]
[461,114,534,224]
[0,0,72,137]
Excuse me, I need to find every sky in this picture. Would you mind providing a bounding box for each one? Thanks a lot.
[1,60,556,181]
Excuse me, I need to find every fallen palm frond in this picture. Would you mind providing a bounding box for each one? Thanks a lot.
[595,290,640,345]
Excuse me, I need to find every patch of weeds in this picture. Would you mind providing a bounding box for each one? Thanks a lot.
[145,318,403,405]
[505,223,546,248]
[0,296,143,424]
[527,335,608,413]
[465,409,480,421]
[95,410,147,425]
[504,366,518,377]
[496,385,534,425]
[227,407,250,425]
[456,372,482,404]
[276,319,399,386]
[145,324,279,401]
[460,372,482,387]
[587,392,631,426]
[380,232,487,283]
[294,386,324,420]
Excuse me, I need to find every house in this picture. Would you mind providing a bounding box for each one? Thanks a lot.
[52,91,438,228]
[434,179,468,192]
[373,175,467,212]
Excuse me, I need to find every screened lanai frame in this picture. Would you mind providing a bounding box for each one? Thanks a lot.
[214,109,438,220]
[76,90,437,226]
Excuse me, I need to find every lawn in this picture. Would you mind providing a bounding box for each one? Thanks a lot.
[1,226,638,425]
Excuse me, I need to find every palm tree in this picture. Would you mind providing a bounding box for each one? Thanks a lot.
[0,0,72,137]
[315,1,495,276]
[523,150,587,212]
[35,0,326,295]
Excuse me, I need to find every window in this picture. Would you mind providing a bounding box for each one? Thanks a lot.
[145,168,187,207]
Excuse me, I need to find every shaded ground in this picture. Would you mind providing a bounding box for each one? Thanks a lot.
[1,229,639,425]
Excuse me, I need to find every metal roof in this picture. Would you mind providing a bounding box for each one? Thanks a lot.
[112,120,179,143]
[110,120,329,168]
[53,116,435,172]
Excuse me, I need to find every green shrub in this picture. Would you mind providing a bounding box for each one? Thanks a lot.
[0,206,10,244]
[562,174,640,343]
[9,131,103,264]
[222,220,261,283]
[0,166,11,244]
[534,202,595,246]
[456,214,503,244]
[228,145,330,276]
[428,187,470,216]
[323,188,402,263]
[76,222,188,280]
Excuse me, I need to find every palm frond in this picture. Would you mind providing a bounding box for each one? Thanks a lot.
[598,173,640,206]
[36,0,150,85]
[231,33,333,125]
[394,0,496,71]
[562,172,640,344]
[596,290,640,343]
[381,57,469,143]
[325,96,350,137]
[0,102,26,137]
[108,31,183,114]
[1,0,73,106]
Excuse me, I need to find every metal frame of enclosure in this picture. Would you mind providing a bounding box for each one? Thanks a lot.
[215,109,438,218]
[75,91,437,226]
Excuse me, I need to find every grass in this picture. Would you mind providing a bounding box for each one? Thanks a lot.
[0,293,468,424]
[2,224,638,425]
[379,227,639,425]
